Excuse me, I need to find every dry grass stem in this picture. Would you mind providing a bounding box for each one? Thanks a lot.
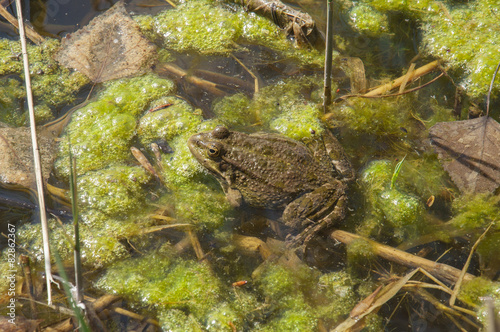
[15,0,54,304]
[363,60,439,97]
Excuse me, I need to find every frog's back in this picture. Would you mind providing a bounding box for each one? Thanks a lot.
[224,132,333,209]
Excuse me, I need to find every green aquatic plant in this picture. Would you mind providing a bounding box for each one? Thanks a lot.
[137,96,202,144]
[76,165,151,216]
[450,194,500,230]
[172,180,234,230]
[212,76,326,140]
[390,155,406,189]
[0,78,25,126]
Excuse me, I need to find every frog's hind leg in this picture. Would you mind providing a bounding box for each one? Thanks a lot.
[286,193,347,255]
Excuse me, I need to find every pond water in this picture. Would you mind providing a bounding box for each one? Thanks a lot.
[0,0,499,331]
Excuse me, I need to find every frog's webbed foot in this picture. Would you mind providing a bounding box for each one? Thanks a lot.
[284,191,348,257]
[285,219,327,257]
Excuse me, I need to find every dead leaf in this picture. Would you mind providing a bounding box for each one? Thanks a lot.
[0,127,57,188]
[429,116,500,193]
[54,1,156,83]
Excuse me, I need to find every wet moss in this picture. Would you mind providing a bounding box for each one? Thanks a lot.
[450,193,500,230]
[159,309,201,331]
[346,238,376,265]
[56,108,137,177]
[173,180,234,230]
[315,271,358,320]
[459,277,500,307]
[360,160,393,197]
[204,302,241,331]
[397,153,454,199]
[0,77,25,126]
[268,103,324,141]
[258,304,318,332]
[359,160,426,238]
[212,93,254,127]
[378,188,424,228]
[160,133,205,186]
[16,215,134,268]
[98,73,176,117]
[422,0,500,98]
[341,0,500,98]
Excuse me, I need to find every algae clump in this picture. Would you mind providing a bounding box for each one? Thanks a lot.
[55,73,175,178]
[359,160,426,238]
[77,165,151,216]
[349,4,389,36]
[136,0,324,65]
[97,252,227,322]
[213,76,326,140]
[0,38,88,123]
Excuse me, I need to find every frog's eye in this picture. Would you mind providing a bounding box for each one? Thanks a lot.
[212,126,230,139]
[207,142,223,158]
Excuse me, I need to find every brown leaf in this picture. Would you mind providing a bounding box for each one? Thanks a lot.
[0,127,57,188]
[429,116,500,193]
[54,1,156,83]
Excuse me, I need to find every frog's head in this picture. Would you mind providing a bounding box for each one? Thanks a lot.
[188,125,232,180]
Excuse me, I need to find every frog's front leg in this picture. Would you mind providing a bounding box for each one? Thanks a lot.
[322,130,355,183]
[282,180,347,244]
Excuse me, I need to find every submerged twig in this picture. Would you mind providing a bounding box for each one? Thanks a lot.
[188,228,206,261]
[333,268,420,331]
[15,0,54,304]
[330,229,475,284]
[363,60,440,97]
[0,3,44,43]
[156,63,229,96]
[230,54,260,94]
[450,223,493,307]
[410,287,480,330]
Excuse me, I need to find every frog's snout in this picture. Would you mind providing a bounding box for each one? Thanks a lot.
[187,134,201,150]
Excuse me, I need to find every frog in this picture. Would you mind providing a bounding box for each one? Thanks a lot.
[187,125,355,246]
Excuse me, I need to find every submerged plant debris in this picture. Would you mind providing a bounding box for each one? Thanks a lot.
[0,126,56,188]
[339,0,500,98]
[54,1,156,83]
[430,116,500,193]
